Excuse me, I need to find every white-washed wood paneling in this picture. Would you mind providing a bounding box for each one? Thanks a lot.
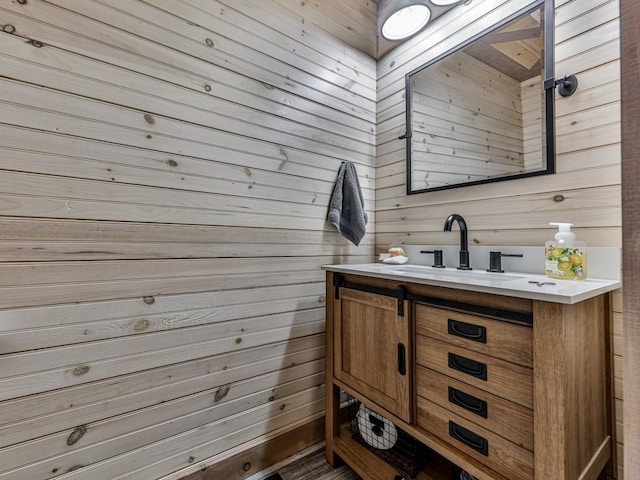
[0,0,376,478]
[521,74,545,170]
[376,0,622,476]
[410,52,525,190]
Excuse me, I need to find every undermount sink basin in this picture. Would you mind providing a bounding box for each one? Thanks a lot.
[382,265,526,282]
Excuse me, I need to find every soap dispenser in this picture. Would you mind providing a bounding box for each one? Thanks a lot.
[544,222,587,280]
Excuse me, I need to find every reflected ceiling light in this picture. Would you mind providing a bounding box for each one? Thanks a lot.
[379,0,470,42]
[382,5,431,40]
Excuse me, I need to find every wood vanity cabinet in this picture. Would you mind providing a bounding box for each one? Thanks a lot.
[325,272,615,480]
[333,286,412,422]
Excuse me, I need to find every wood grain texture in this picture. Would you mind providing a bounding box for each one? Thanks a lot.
[272,444,359,480]
[165,416,326,480]
[1,377,325,478]
[326,274,613,480]
[339,273,533,315]
[0,0,376,478]
[416,335,533,409]
[376,1,623,473]
[532,296,612,479]
[415,303,533,367]
[409,50,527,191]
[324,272,341,468]
[416,366,533,452]
[0,339,325,451]
[334,287,411,421]
[417,397,534,480]
[621,1,640,479]
[375,0,621,245]
[333,425,453,480]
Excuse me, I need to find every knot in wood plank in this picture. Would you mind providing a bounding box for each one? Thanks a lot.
[67,426,87,446]
[143,296,155,305]
[72,366,90,377]
[214,384,231,402]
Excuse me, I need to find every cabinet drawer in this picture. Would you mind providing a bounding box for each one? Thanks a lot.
[417,396,533,480]
[416,366,533,451]
[415,304,532,367]
[416,335,533,409]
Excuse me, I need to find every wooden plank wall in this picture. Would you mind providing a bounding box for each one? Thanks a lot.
[521,74,545,170]
[375,0,622,476]
[0,0,376,479]
[410,51,525,190]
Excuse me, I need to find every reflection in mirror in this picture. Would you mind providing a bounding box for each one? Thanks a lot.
[406,0,554,194]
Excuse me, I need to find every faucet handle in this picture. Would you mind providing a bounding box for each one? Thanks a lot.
[487,251,523,273]
[420,249,445,268]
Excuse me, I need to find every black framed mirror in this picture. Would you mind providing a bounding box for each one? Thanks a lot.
[405,0,555,194]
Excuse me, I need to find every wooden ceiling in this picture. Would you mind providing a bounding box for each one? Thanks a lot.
[306,0,543,67]
[462,9,544,82]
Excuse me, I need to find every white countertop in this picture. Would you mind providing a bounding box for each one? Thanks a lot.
[322,263,621,304]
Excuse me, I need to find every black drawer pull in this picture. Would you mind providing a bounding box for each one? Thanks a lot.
[448,386,488,418]
[449,421,489,456]
[447,319,487,344]
[448,353,487,381]
[397,343,406,375]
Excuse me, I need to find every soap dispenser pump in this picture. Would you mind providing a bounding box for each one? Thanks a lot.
[544,222,587,280]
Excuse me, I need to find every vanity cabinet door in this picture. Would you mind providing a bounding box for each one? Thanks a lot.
[333,287,411,422]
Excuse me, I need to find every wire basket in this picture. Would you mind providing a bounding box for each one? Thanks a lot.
[453,466,479,480]
[347,394,430,478]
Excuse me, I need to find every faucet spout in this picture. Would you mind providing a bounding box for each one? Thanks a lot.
[444,214,471,270]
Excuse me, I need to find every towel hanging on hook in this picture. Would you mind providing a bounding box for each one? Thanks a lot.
[327,161,368,246]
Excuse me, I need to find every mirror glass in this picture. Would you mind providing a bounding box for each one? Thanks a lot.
[406,1,554,194]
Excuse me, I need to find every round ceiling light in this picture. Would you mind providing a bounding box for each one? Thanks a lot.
[381,5,431,40]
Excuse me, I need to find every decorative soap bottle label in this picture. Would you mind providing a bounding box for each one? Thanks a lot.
[545,222,587,280]
[544,246,587,280]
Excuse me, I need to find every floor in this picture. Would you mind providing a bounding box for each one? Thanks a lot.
[250,444,360,480]
[250,442,465,480]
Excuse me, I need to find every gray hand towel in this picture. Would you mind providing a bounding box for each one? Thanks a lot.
[328,161,368,246]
